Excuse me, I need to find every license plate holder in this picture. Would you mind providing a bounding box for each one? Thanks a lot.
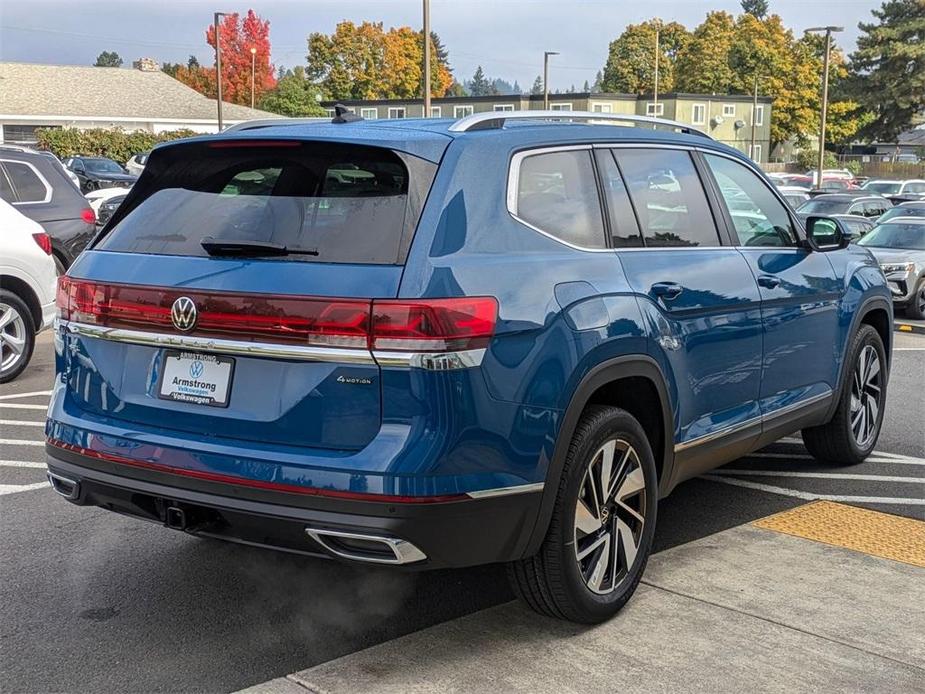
[157,351,234,408]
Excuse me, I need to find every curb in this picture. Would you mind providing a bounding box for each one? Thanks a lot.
[894,321,925,335]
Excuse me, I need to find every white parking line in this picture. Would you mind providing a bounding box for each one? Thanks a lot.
[0,439,43,447]
[0,404,46,410]
[0,419,44,427]
[0,391,51,401]
[716,470,925,484]
[0,482,48,496]
[701,474,925,506]
[0,460,47,469]
[745,452,925,465]
[894,348,925,351]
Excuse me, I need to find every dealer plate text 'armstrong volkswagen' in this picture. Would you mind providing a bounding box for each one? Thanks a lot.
[46,110,891,623]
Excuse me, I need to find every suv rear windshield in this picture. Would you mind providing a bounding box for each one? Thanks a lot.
[96,140,436,264]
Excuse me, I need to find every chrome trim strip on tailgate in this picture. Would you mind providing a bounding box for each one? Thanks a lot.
[61,321,377,365]
[465,482,544,499]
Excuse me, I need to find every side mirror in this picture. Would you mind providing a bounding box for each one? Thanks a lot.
[804,216,848,252]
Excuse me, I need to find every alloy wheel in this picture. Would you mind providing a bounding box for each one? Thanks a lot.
[574,438,646,595]
[917,283,925,316]
[0,302,28,375]
[850,344,882,448]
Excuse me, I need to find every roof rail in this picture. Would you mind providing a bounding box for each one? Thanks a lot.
[447,110,712,139]
[222,117,328,133]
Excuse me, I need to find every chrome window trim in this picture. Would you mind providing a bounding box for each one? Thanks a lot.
[0,158,53,205]
[465,482,545,499]
[674,390,833,453]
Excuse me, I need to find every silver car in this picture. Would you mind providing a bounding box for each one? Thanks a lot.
[858,218,925,319]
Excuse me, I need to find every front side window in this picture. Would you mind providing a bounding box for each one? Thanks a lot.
[704,153,797,247]
[614,149,719,247]
[515,149,605,248]
[2,160,50,203]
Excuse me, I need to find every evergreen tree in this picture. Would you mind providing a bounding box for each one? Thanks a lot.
[513,80,522,94]
[531,75,544,94]
[469,65,491,96]
[582,79,591,92]
[94,51,123,68]
[850,0,925,141]
[741,0,769,18]
[592,70,603,92]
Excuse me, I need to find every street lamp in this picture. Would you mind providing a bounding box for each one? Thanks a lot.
[805,26,843,187]
[543,51,559,110]
[213,11,228,131]
[653,20,662,117]
[250,47,257,109]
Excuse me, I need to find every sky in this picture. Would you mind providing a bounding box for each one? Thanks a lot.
[0,0,886,91]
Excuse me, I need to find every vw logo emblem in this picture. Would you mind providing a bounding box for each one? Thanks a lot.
[189,360,204,378]
[171,296,198,332]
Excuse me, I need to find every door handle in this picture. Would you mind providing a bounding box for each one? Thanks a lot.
[757,275,782,289]
[651,282,683,300]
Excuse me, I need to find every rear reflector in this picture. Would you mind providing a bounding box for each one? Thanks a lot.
[57,278,497,353]
[80,208,96,225]
[32,232,52,255]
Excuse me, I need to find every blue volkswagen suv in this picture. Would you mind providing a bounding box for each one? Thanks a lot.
[46,110,891,623]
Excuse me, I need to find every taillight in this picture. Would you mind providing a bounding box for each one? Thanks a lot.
[80,207,96,225]
[58,279,497,354]
[371,298,497,352]
[32,232,52,255]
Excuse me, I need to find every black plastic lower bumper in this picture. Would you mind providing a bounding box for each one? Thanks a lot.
[46,446,543,570]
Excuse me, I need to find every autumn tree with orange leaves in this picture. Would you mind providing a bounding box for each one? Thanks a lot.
[174,10,276,107]
[306,21,453,100]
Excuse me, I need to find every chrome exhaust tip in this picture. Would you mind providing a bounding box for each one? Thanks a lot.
[305,527,426,565]
[47,471,80,500]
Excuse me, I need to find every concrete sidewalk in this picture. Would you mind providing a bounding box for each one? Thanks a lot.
[240,503,925,694]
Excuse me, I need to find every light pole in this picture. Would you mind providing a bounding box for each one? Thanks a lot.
[250,47,257,109]
[653,25,660,116]
[213,11,227,131]
[543,51,559,109]
[805,26,843,187]
[423,0,431,117]
[750,73,759,161]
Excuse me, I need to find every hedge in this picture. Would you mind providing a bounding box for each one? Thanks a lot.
[34,127,199,164]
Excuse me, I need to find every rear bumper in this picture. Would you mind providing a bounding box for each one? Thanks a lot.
[46,445,544,570]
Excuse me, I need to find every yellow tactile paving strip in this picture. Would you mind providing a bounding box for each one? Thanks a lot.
[753,501,925,569]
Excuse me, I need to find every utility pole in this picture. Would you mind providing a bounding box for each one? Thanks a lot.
[214,11,227,131]
[250,47,256,109]
[750,74,758,161]
[423,0,431,117]
[543,51,559,109]
[805,26,843,187]
[653,27,660,116]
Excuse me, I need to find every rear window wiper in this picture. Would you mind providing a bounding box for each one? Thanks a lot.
[200,238,319,257]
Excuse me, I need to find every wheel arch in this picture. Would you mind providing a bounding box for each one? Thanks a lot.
[0,274,42,329]
[521,355,674,558]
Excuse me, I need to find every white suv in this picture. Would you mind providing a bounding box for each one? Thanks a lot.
[1,199,57,382]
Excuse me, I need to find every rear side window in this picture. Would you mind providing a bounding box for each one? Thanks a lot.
[0,168,14,203]
[96,141,436,265]
[594,149,642,247]
[2,160,50,203]
[614,149,719,247]
[514,149,606,248]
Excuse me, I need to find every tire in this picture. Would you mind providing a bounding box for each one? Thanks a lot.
[0,290,37,384]
[906,279,925,320]
[802,324,887,465]
[507,405,658,623]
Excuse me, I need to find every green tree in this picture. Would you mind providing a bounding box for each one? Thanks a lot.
[740,0,769,18]
[531,75,544,94]
[94,51,123,68]
[850,0,925,141]
[258,66,326,117]
[675,12,736,93]
[592,70,603,92]
[469,65,492,96]
[601,20,690,94]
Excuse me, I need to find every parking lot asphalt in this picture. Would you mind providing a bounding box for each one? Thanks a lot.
[1,331,923,693]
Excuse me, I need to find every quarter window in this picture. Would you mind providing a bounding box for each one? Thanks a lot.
[2,160,50,203]
[515,149,605,249]
[704,153,797,247]
[614,149,719,247]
